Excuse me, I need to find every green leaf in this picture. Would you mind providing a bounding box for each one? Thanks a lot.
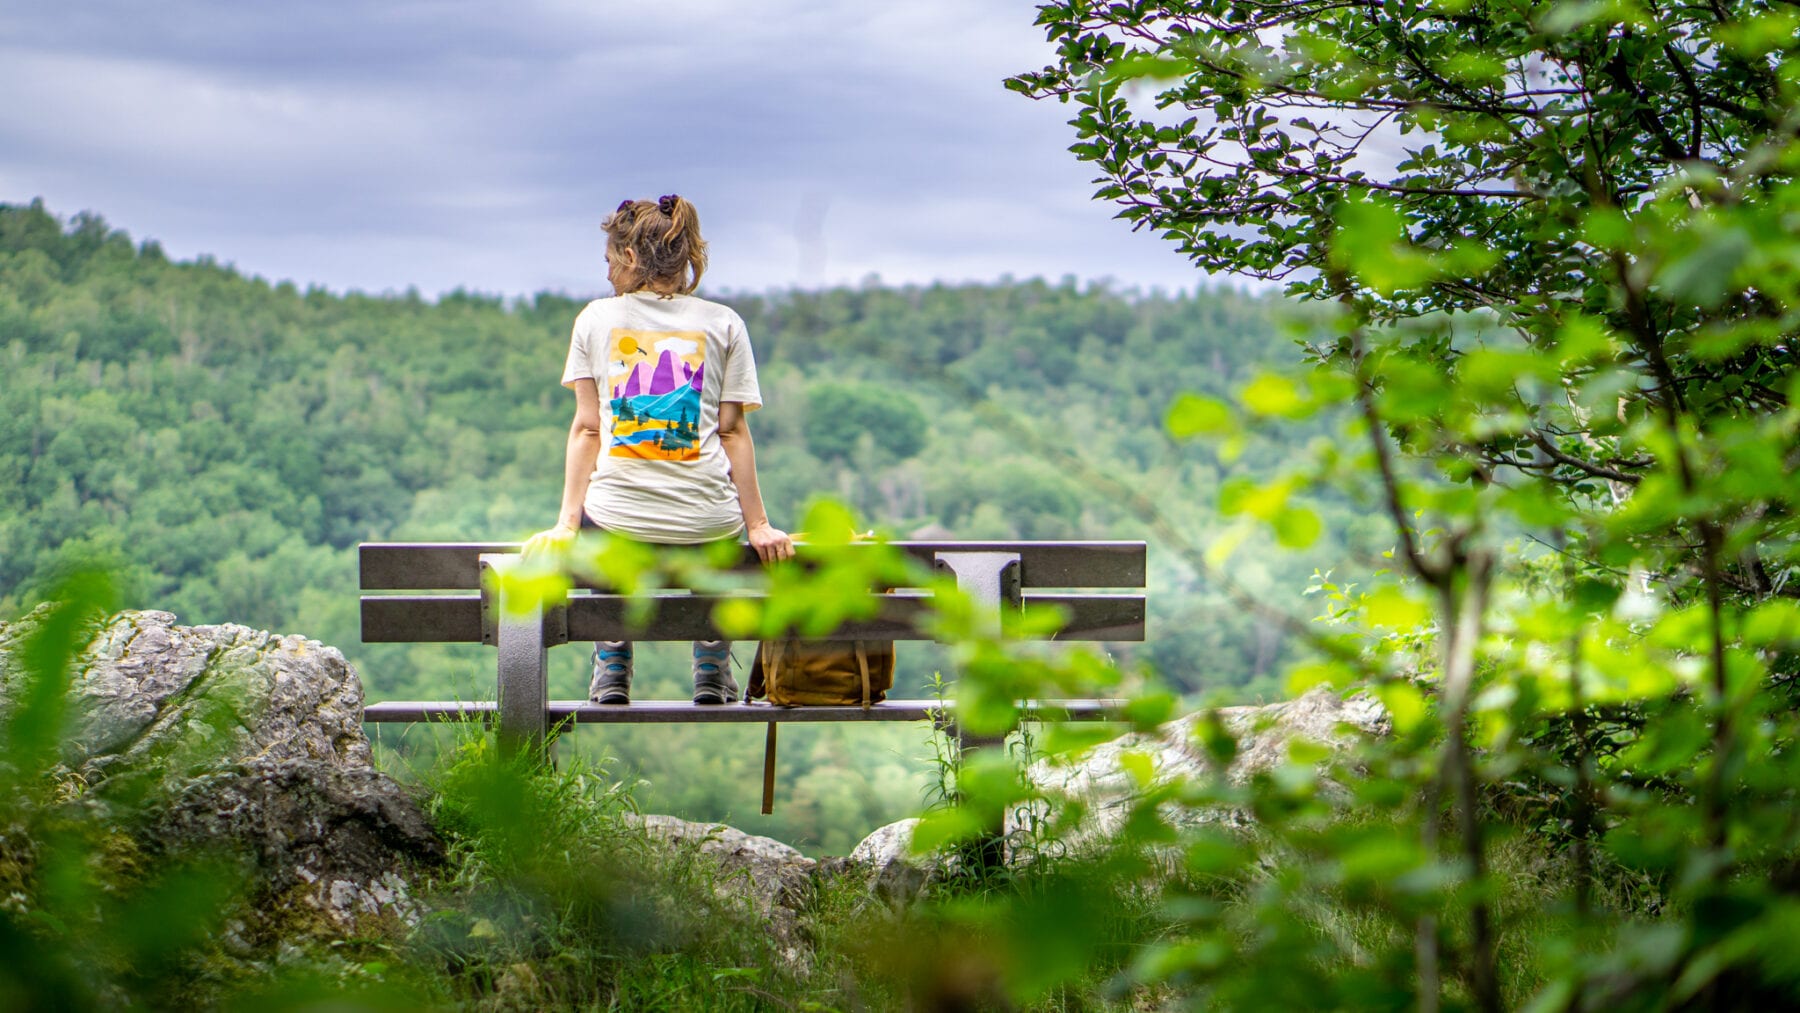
[1570,578,1622,614]
[1363,586,1432,629]
[1329,196,1438,295]
[1338,832,1425,884]
[1556,315,1616,363]
[1273,506,1322,548]
[1119,750,1155,788]
[1375,682,1431,736]
[1744,601,1800,647]
[799,499,859,544]
[1204,521,1254,569]
[1657,227,1750,309]
[1166,393,1234,438]
[1103,52,1195,83]
[909,808,984,854]
[1285,661,1355,695]
[1192,711,1239,767]
[1220,475,1294,521]
[711,597,761,639]
[493,568,572,618]
[1458,348,1554,402]
[1539,0,1614,34]
[1183,833,1247,876]
[1239,373,1309,419]
[1122,692,1177,728]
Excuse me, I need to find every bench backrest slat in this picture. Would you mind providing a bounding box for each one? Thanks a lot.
[360,541,1146,591]
[361,591,1146,644]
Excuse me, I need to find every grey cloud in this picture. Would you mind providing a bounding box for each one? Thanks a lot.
[0,1,1204,296]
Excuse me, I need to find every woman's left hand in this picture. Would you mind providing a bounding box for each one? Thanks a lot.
[747,522,794,563]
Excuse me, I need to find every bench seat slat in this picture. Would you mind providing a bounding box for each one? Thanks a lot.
[362,699,1127,724]
[360,541,1147,591]
[361,592,1146,644]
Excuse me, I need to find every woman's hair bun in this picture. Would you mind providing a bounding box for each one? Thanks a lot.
[603,194,707,294]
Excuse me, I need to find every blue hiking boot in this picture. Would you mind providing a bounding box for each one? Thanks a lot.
[691,640,739,705]
[590,641,633,705]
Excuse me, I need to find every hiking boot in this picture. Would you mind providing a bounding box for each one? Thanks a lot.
[691,640,739,705]
[590,641,633,705]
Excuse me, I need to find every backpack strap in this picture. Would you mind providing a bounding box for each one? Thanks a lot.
[855,642,872,709]
[761,722,778,814]
[765,638,788,697]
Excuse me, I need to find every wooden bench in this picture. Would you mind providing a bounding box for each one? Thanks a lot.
[357,540,1147,761]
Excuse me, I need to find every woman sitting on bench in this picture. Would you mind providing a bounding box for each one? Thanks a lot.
[524,194,794,705]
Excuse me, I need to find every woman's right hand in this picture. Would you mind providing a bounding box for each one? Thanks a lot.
[521,523,578,559]
[747,521,795,564]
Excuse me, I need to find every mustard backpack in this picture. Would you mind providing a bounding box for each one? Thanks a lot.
[746,638,895,707]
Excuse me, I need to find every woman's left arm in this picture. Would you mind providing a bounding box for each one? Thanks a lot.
[522,378,604,558]
[718,402,794,562]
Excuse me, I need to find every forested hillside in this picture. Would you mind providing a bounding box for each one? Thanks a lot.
[0,200,1361,851]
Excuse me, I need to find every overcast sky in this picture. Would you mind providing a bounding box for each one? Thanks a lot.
[0,1,1210,299]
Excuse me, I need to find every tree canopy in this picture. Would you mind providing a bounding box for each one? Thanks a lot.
[988,1,1800,1008]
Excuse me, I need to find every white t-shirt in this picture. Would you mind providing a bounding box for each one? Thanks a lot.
[560,291,763,543]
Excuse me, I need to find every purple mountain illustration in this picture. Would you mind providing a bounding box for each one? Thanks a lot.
[650,351,681,395]
[689,363,704,391]
[615,361,656,399]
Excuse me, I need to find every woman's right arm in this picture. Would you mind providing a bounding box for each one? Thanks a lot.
[523,378,603,557]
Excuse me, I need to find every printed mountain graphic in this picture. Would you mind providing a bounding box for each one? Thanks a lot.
[615,361,653,399]
[609,383,700,455]
[612,427,695,450]
[616,385,699,422]
[615,355,705,399]
[650,351,681,396]
[605,329,705,462]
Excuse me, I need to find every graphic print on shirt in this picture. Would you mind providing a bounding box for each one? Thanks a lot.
[606,328,706,461]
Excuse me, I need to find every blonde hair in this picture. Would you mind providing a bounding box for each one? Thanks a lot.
[602,194,708,295]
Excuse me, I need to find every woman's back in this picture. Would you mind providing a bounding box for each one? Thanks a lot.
[561,290,761,543]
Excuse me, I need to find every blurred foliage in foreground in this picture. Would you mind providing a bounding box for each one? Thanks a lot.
[994,0,1800,1007]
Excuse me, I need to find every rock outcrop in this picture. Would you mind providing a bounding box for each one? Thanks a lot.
[1024,685,1389,845]
[632,814,819,966]
[850,686,1388,873]
[0,608,443,935]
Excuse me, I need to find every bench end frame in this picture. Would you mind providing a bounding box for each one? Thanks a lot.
[482,553,561,763]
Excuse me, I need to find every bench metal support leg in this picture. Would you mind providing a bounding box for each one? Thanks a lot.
[932,551,1022,630]
[482,554,565,764]
[953,723,1009,874]
[934,552,1022,873]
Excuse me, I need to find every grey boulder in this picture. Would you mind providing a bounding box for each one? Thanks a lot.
[0,607,443,935]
